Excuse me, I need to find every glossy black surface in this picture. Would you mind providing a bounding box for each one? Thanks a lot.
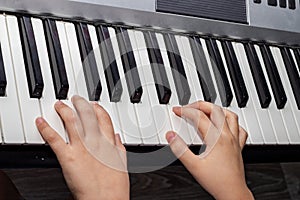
[244,43,272,108]
[163,33,191,105]
[144,31,172,104]
[205,38,233,107]
[115,27,143,103]
[96,25,123,102]
[43,19,69,100]
[0,44,6,97]
[259,44,287,109]
[18,16,44,98]
[75,23,102,101]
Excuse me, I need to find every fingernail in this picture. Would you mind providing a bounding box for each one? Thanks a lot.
[36,117,44,125]
[172,106,181,112]
[55,100,63,106]
[166,132,176,143]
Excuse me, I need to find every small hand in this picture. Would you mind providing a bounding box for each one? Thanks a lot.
[166,101,254,200]
[36,95,129,200]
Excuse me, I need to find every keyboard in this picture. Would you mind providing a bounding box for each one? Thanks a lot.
[0,0,299,166]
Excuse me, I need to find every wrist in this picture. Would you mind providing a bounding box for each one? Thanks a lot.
[215,185,254,200]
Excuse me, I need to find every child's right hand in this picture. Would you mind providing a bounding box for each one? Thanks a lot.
[166,101,254,200]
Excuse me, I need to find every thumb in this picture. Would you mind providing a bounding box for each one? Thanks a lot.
[166,131,199,169]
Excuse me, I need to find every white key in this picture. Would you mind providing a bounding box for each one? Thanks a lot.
[88,25,124,142]
[109,27,142,144]
[31,18,66,140]
[176,36,203,145]
[233,42,267,144]
[128,30,159,144]
[156,33,192,144]
[254,45,290,144]
[133,31,173,145]
[63,22,89,100]
[216,40,248,143]
[270,47,300,143]
[6,15,43,144]
[0,15,24,143]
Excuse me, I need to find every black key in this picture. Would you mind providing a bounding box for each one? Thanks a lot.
[279,0,287,7]
[163,33,191,105]
[115,27,143,103]
[205,38,233,107]
[293,48,300,72]
[268,0,278,6]
[288,0,296,9]
[96,25,123,102]
[260,44,287,109]
[0,44,6,96]
[221,40,249,108]
[280,47,300,110]
[144,31,171,104]
[243,43,272,108]
[254,0,262,3]
[189,36,217,103]
[75,23,102,101]
[18,16,44,98]
[43,19,69,99]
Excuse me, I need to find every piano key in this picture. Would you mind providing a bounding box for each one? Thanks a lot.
[163,33,191,106]
[6,15,44,143]
[233,42,271,144]
[75,23,102,101]
[292,48,300,73]
[31,18,66,140]
[243,43,272,108]
[205,38,233,107]
[128,29,160,144]
[115,27,143,104]
[157,33,192,144]
[0,43,6,97]
[280,47,300,110]
[279,0,287,8]
[0,15,24,143]
[255,44,290,144]
[220,40,249,108]
[177,36,204,144]
[134,30,173,145]
[63,22,89,100]
[95,25,123,102]
[143,31,172,104]
[43,19,69,100]
[268,0,278,6]
[88,24,124,141]
[17,16,44,99]
[189,36,217,103]
[270,47,300,144]
[288,0,296,9]
[216,40,248,142]
[259,44,287,109]
[200,38,223,107]
[109,27,142,144]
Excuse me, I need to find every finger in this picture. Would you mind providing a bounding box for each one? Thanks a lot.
[72,95,100,140]
[166,131,200,173]
[92,102,115,144]
[36,117,67,160]
[239,127,248,149]
[54,101,83,146]
[186,101,230,133]
[173,107,216,141]
[223,109,239,138]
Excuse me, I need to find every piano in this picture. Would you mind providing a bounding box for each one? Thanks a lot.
[0,0,299,168]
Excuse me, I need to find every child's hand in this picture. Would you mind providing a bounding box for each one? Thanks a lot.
[166,101,254,200]
[36,95,129,200]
